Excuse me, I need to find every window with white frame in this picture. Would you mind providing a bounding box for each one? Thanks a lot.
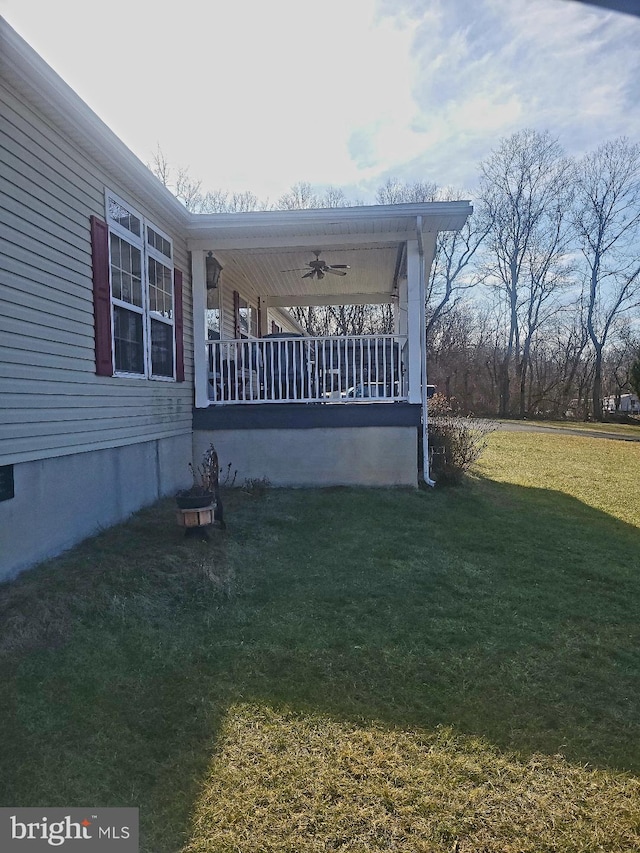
[106,191,175,379]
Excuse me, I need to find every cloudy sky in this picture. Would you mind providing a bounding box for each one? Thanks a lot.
[2,0,639,204]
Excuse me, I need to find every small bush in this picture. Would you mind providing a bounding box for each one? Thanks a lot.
[427,394,496,485]
[242,476,271,497]
[220,461,238,487]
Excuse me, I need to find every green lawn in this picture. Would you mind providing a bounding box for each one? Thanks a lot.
[1,432,639,852]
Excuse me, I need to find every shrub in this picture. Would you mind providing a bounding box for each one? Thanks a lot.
[242,476,271,497]
[427,394,496,485]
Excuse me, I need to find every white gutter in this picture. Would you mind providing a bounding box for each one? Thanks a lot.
[417,216,436,487]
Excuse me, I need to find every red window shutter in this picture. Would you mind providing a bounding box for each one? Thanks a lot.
[174,268,185,382]
[233,289,241,338]
[91,215,113,376]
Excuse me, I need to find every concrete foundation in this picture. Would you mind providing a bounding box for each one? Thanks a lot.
[194,426,418,488]
[0,434,192,582]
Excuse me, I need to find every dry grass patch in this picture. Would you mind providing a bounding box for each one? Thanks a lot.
[474,431,640,527]
[185,704,640,853]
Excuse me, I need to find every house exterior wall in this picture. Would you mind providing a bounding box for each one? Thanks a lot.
[603,394,640,414]
[0,58,194,579]
[213,261,300,341]
[1,434,192,581]
[0,81,194,467]
[267,308,301,335]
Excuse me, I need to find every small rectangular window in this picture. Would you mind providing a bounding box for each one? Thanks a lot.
[113,307,145,374]
[150,318,174,377]
[110,235,143,306]
[148,257,173,318]
[147,226,172,260]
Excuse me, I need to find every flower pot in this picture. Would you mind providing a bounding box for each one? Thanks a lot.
[176,505,216,528]
[176,491,214,510]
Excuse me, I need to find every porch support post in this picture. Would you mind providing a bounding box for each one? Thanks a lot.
[258,296,269,338]
[396,274,407,337]
[192,249,209,408]
[406,240,422,405]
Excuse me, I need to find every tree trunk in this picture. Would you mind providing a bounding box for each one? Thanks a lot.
[499,353,511,417]
[592,348,603,421]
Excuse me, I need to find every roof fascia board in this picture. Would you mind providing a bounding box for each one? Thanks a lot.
[186,201,473,237]
[186,209,471,251]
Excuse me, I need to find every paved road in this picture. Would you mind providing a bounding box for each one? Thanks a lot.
[496,421,640,442]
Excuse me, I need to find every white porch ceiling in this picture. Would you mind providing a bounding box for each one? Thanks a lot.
[217,244,400,301]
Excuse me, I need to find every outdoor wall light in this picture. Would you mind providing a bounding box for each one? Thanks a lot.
[206,252,222,289]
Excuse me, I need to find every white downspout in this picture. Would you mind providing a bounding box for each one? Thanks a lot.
[417,216,436,487]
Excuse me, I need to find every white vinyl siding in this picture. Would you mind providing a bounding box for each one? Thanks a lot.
[0,80,193,467]
[217,264,260,340]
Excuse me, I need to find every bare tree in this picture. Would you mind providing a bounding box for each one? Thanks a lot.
[427,189,492,336]
[198,188,230,213]
[321,187,351,208]
[148,147,205,211]
[289,306,331,336]
[574,138,640,419]
[149,145,171,188]
[276,182,321,210]
[375,178,488,343]
[174,167,204,212]
[277,183,354,210]
[199,190,266,213]
[479,129,575,417]
[148,147,265,213]
[376,177,438,205]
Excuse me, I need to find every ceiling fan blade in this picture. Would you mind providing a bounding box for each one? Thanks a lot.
[325,268,347,276]
[317,270,325,280]
[301,270,315,279]
[281,268,310,273]
[327,264,350,269]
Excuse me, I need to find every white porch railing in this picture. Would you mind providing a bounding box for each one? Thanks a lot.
[206,334,408,404]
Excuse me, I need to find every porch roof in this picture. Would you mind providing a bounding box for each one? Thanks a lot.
[186,201,473,304]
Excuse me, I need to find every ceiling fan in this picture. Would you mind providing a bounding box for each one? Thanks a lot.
[282,251,350,281]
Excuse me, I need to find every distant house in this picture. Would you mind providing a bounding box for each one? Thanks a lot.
[0,17,472,580]
[603,394,640,414]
